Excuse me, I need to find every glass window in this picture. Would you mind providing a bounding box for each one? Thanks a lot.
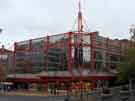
[32,38,44,50]
[49,34,68,44]
[16,41,29,50]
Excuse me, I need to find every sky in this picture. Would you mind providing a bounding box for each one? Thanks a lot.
[0,0,135,49]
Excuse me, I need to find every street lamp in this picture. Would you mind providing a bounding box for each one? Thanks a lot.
[0,28,2,34]
[0,28,4,92]
[80,81,83,101]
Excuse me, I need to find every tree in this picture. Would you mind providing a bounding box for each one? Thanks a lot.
[117,42,135,91]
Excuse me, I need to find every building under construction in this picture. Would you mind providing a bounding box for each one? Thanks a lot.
[7,1,130,94]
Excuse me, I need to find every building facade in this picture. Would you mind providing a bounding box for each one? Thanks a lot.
[13,32,130,74]
[0,45,13,74]
[7,31,130,93]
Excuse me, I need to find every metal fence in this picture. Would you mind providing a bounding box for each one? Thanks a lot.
[0,87,135,101]
[0,92,134,101]
[45,92,135,101]
[61,88,135,101]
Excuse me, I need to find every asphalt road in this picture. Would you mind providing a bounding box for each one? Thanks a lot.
[0,95,134,101]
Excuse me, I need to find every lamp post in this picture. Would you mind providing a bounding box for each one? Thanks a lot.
[0,28,4,93]
[80,81,83,101]
[0,28,2,34]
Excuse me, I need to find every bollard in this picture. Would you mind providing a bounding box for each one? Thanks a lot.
[64,91,70,101]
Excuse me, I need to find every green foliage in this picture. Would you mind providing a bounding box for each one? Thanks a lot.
[117,42,135,82]
[117,63,129,82]
[36,84,44,92]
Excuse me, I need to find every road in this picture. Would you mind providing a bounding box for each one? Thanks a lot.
[0,96,68,101]
[0,94,134,101]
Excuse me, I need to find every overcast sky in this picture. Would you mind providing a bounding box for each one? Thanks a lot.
[0,0,134,49]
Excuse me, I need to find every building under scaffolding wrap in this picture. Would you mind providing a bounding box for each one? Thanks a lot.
[7,0,130,94]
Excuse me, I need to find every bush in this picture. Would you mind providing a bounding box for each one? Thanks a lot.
[36,84,44,92]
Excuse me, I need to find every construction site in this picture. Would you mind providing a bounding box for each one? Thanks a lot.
[5,0,131,95]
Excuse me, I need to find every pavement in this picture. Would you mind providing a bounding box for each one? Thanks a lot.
[0,90,48,96]
[0,91,79,101]
[0,96,67,101]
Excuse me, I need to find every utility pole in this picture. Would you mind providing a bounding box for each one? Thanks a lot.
[0,28,2,34]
